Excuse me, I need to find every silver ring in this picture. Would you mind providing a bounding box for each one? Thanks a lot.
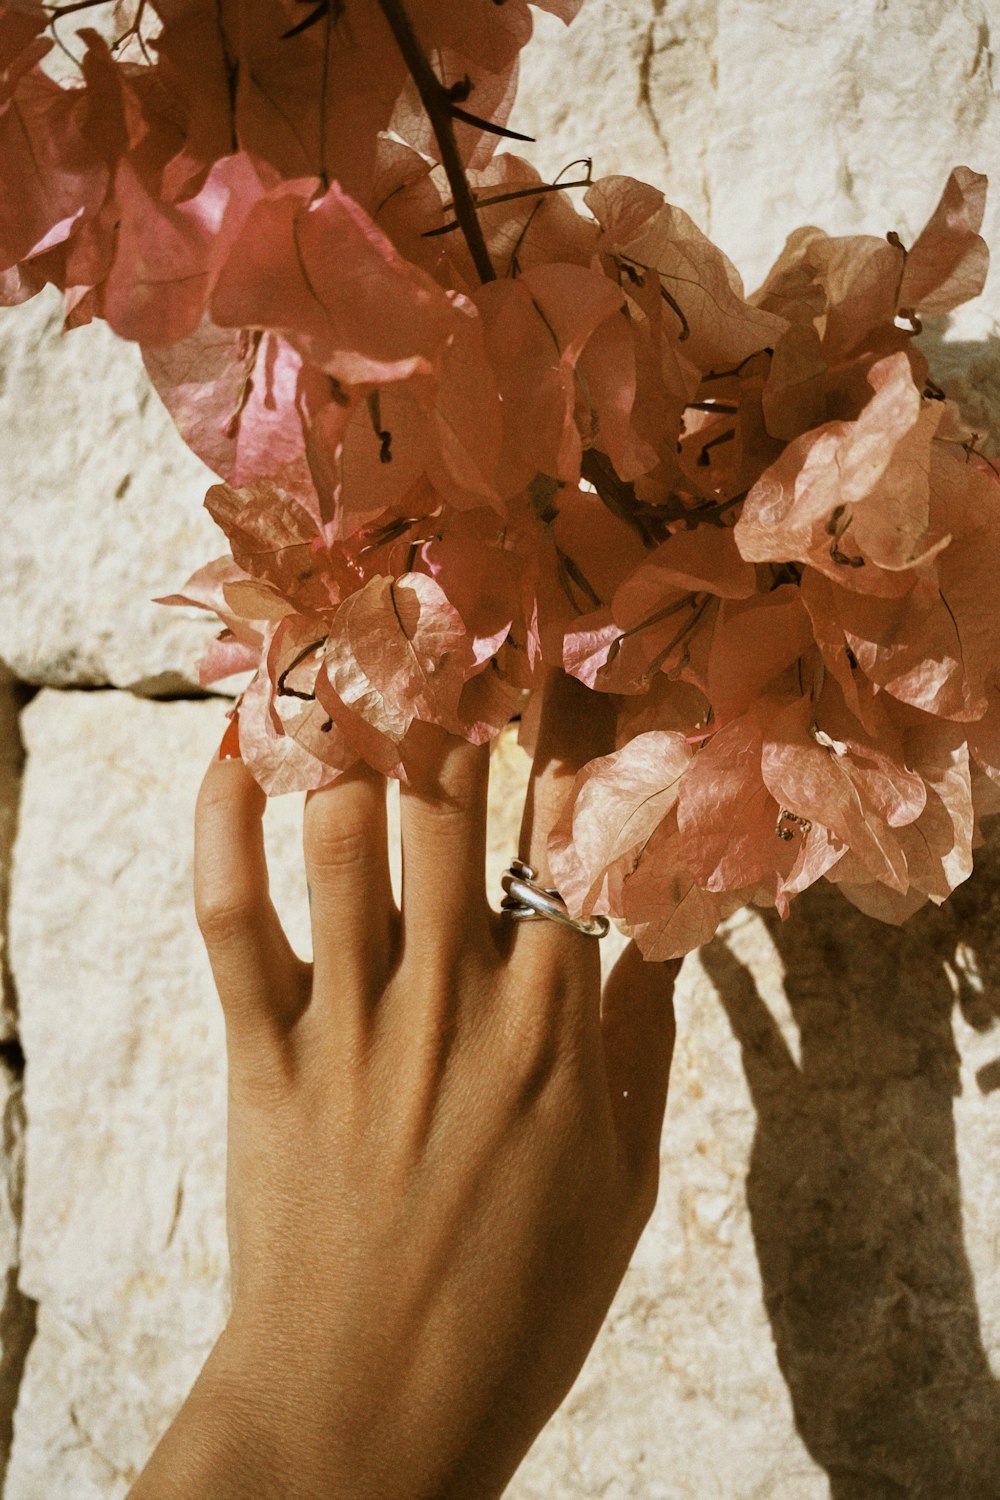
[500,859,610,939]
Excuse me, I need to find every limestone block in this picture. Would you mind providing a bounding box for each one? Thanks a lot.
[4,694,228,1495]
[0,287,223,693]
[0,679,35,1488]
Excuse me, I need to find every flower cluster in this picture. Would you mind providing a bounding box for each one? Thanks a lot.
[2,0,997,955]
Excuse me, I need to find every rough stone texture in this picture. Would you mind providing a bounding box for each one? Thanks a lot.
[0,1063,32,1499]
[4,694,234,1498]
[0,287,223,693]
[520,0,1000,290]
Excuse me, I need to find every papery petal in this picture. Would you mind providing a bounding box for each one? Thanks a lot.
[677,712,797,894]
[142,323,325,506]
[548,730,693,915]
[618,814,723,960]
[105,152,266,344]
[761,695,908,890]
[735,352,943,582]
[205,478,341,614]
[707,585,814,722]
[477,263,623,495]
[211,178,455,384]
[0,39,106,280]
[196,631,261,688]
[968,689,1000,787]
[898,167,990,318]
[315,572,473,775]
[893,719,973,901]
[237,664,344,796]
[835,882,930,925]
[586,176,788,373]
[152,553,265,651]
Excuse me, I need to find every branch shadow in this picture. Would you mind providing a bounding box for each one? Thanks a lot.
[700,827,1000,1498]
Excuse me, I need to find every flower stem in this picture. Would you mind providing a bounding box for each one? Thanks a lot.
[375,0,497,283]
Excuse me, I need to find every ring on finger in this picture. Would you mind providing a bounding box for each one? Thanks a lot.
[500,859,610,939]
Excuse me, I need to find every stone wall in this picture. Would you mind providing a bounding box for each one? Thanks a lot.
[0,2,998,1495]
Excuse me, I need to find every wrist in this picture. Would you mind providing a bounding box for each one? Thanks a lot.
[127,1334,283,1500]
[127,1322,468,1500]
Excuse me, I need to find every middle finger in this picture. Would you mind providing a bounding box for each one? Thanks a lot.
[304,760,398,1020]
[398,723,493,972]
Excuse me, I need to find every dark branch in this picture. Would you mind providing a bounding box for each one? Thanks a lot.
[375,0,496,282]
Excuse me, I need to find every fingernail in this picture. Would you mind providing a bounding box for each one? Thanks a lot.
[217,710,242,762]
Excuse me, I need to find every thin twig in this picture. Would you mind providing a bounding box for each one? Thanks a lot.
[450,105,534,141]
[277,638,326,699]
[423,168,593,239]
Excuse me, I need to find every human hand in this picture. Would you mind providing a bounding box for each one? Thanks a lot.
[130,674,679,1500]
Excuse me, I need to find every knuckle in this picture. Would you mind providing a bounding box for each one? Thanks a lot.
[408,795,472,848]
[303,822,370,877]
[196,896,265,947]
[196,768,245,821]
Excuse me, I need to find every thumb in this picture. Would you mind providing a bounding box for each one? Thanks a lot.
[601,943,681,1189]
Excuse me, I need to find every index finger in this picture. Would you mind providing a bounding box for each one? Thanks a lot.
[194,753,309,1048]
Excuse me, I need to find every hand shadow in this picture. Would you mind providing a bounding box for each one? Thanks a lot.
[700,829,1000,1499]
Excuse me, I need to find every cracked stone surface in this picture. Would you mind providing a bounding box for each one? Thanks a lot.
[5,694,237,1498]
[520,0,1000,293]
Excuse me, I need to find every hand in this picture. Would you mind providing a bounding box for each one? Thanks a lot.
[130,674,679,1500]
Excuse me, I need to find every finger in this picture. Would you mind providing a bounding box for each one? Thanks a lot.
[194,756,309,1050]
[600,944,681,1189]
[507,671,616,982]
[398,722,492,967]
[303,760,397,1015]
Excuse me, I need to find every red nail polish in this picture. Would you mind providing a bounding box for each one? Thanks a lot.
[217,710,242,762]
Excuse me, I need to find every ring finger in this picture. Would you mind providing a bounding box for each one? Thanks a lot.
[508,671,617,987]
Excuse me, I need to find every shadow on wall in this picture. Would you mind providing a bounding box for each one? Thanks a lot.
[700,821,1000,1499]
[915,319,1000,461]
